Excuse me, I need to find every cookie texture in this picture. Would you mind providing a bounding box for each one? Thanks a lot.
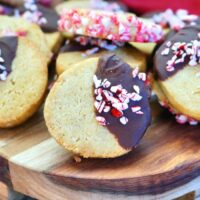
[0,37,48,127]
[0,16,51,60]
[45,32,63,53]
[45,56,150,158]
[56,46,147,75]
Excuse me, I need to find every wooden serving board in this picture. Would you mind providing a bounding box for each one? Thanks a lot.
[0,102,200,200]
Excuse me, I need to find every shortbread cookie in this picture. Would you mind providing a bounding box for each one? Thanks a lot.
[0,36,48,128]
[59,9,163,43]
[0,15,51,60]
[56,41,147,75]
[45,55,151,158]
[154,26,200,122]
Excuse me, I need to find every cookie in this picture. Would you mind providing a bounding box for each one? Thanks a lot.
[0,15,51,60]
[44,55,151,158]
[58,9,163,43]
[154,26,200,123]
[56,39,147,75]
[15,0,63,53]
[0,36,48,128]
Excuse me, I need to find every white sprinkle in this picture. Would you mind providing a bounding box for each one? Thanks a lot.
[132,67,139,78]
[161,48,170,55]
[136,111,144,115]
[175,114,188,124]
[101,17,111,29]
[96,116,106,126]
[131,106,141,113]
[119,23,126,35]
[133,85,140,94]
[81,17,89,25]
[0,57,4,63]
[166,41,172,47]
[76,28,83,35]
[93,75,102,88]
[189,119,198,125]
[103,106,110,113]
[138,72,146,81]
[120,116,128,125]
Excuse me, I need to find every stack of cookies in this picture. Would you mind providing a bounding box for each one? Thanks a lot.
[1,0,199,159]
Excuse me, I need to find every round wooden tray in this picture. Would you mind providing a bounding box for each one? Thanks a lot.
[0,102,200,200]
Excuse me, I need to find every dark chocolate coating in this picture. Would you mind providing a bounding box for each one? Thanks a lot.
[95,54,151,149]
[60,40,97,53]
[154,26,200,80]
[0,36,18,78]
[18,4,59,33]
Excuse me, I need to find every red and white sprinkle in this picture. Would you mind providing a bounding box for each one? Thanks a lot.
[0,49,8,81]
[159,100,198,125]
[15,0,47,26]
[162,36,200,72]
[151,9,198,31]
[59,9,163,43]
[94,68,146,126]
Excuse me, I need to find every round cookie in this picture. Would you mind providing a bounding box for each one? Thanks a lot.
[154,26,200,122]
[58,8,163,43]
[0,36,48,128]
[45,55,151,158]
[56,44,147,75]
[0,15,51,61]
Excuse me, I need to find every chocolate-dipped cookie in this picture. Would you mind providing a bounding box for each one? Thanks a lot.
[0,36,47,127]
[154,26,200,124]
[45,55,151,158]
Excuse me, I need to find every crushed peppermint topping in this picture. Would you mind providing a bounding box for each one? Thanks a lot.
[152,9,198,31]
[159,100,198,125]
[0,49,8,81]
[94,67,146,126]
[15,0,47,26]
[161,36,200,72]
[58,9,163,43]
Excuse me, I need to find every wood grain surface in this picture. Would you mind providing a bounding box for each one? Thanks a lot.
[0,102,200,199]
